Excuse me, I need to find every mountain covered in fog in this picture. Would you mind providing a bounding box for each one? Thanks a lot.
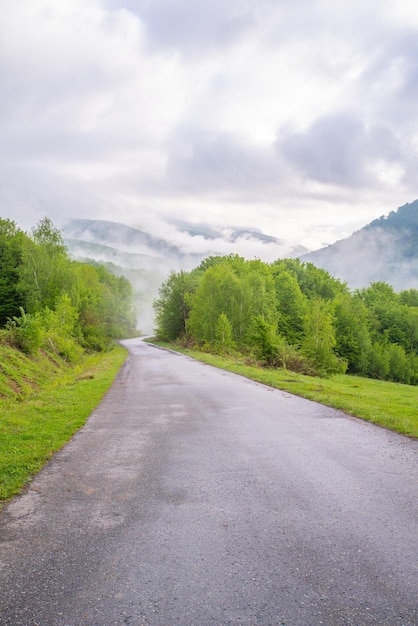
[63,202,418,332]
[63,218,306,332]
[301,200,418,290]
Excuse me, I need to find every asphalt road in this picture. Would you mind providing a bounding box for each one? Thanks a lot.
[0,338,417,626]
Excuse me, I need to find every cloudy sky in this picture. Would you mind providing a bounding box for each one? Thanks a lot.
[1,0,417,250]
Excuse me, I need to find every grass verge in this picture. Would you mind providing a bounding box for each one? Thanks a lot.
[0,344,128,503]
[149,340,418,439]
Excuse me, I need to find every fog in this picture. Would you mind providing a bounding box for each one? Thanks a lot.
[63,217,307,333]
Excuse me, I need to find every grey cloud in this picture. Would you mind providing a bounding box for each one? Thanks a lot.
[166,130,284,195]
[278,114,402,186]
[394,36,418,110]
[2,0,418,251]
[0,125,144,165]
[103,0,339,55]
[104,0,255,51]
[359,32,418,119]
[0,164,107,230]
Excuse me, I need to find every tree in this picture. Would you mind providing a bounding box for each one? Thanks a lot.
[18,217,74,312]
[214,313,235,354]
[399,288,418,308]
[0,218,26,325]
[188,263,241,345]
[71,261,136,349]
[298,262,348,300]
[153,270,200,341]
[241,260,278,343]
[333,293,371,374]
[358,282,416,351]
[187,257,277,348]
[273,270,307,344]
[302,298,346,375]
[367,342,390,380]
[248,315,281,365]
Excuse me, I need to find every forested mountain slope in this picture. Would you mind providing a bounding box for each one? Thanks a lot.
[64,203,418,331]
[63,219,306,332]
[301,200,418,289]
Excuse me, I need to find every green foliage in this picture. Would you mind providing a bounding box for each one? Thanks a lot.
[399,288,418,307]
[333,293,371,374]
[0,219,26,324]
[214,313,235,354]
[295,261,348,300]
[18,218,74,313]
[187,262,242,344]
[153,253,418,385]
[1,216,137,357]
[357,282,418,355]
[249,315,282,365]
[40,295,83,362]
[302,298,347,376]
[153,270,199,341]
[367,342,390,380]
[5,308,44,354]
[273,269,307,344]
[187,258,277,348]
[0,345,128,501]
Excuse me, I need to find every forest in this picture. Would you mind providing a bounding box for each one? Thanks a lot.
[154,254,418,385]
[0,216,137,360]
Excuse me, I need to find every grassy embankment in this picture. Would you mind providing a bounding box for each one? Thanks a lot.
[149,340,418,439]
[0,341,128,503]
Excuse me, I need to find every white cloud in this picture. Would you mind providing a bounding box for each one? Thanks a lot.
[1,0,417,251]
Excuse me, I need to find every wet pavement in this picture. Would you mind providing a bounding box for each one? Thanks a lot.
[0,337,417,625]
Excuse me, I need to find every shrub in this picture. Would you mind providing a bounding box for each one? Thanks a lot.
[5,308,44,354]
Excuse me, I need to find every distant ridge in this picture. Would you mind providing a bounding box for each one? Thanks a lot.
[301,200,418,290]
[63,203,418,332]
[170,219,288,246]
[63,217,305,332]
[63,219,185,259]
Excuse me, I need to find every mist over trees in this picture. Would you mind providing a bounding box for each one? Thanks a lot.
[302,200,418,290]
[154,255,418,385]
[0,216,137,359]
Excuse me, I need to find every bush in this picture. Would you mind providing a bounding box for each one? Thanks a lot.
[44,332,83,363]
[249,316,281,366]
[5,308,44,354]
[275,342,319,375]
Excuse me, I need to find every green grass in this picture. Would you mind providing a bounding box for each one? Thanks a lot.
[0,344,128,502]
[149,340,418,439]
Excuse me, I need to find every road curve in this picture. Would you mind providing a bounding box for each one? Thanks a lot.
[0,338,417,625]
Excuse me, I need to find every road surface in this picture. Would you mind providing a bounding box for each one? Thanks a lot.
[0,337,417,625]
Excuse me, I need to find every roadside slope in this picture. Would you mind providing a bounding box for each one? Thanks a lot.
[0,341,128,502]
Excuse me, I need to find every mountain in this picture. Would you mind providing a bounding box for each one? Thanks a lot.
[63,203,418,333]
[170,220,288,245]
[301,200,418,290]
[63,218,306,333]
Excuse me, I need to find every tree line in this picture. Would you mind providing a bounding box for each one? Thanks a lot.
[0,216,137,360]
[154,254,418,384]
